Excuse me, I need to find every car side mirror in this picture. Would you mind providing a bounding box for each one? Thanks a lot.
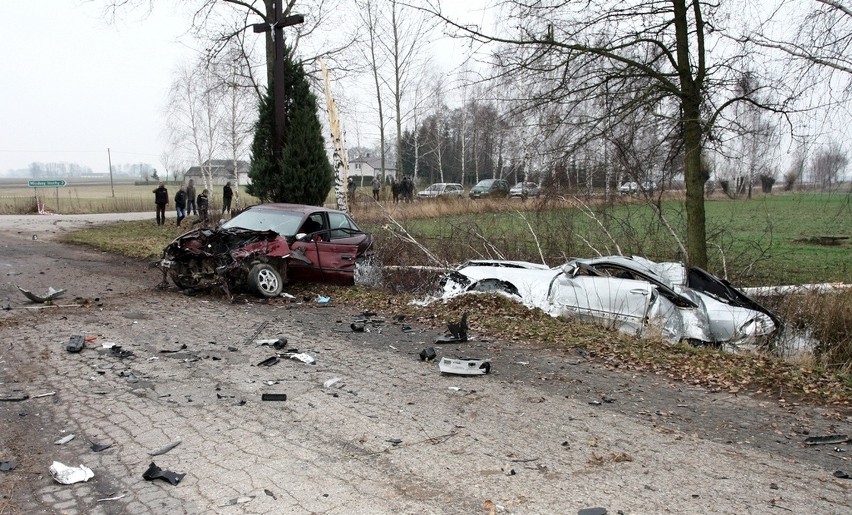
[295,233,308,241]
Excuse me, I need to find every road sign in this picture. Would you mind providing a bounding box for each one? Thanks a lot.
[28,180,66,188]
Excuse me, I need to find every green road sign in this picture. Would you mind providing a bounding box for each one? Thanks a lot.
[28,180,67,187]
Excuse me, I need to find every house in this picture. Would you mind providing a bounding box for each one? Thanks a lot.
[184,159,251,186]
[349,154,396,183]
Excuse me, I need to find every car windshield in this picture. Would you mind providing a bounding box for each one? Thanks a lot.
[475,179,495,188]
[426,184,443,192]
[513,183,524,188]
[221,208,305,235]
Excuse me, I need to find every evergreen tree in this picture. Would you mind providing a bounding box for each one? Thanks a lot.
[247,47,333,206]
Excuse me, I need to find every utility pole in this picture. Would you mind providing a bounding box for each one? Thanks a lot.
[107,148,115,198]
[252,1,304,160]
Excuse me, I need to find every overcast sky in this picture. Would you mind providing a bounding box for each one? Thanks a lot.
[0,1,201,174]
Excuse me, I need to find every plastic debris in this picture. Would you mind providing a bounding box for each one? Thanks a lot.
[0,391,29,402]
[316,296,331,304]
[0,461,16,472]
[142,462,185,485]
[90,441,112,452]
[261,393,287,401]
[66,335,85,353]
[149,440,181,456]
[97,494,127,502]
[32,391,56,398]
[805,434,849,445]
[17,285,66,304]
[419,347,437,361]
[54,434,75,445]
[282,352,315,365]
[834,470,850,479]
[257,356,280,367]
[578,509,608,515]
[438,357,491,375]
[110,346,134,359]
[323,378,342,388]
[159,343,188,353]
[49,461,94,484]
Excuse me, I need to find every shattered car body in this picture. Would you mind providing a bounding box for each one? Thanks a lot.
[159,204,372,297]
[440,256,780,347]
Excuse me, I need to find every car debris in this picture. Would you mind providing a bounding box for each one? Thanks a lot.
[0,391,29,402]
[835,470,851,479]
[436,313,469,343]
[439,256,780,347]
[110,346,134,359]
[804,434,849,445]
[49,461,94,484]
[142,462,185,485]
[0,461,16,472]
[54,434,75,445]
[323,378,342,388]
[282,352,315,365]
[159,343,188,353]
[419,347,437,361]
[32,391,56,398]
[438,357,491,375]
[97,494,127,502]
[90,441,112,452]
[257,356,279,367]
[149,440,181,456]
[261,393,287,401]
[66,335,85,353]
[158,204,372,298]
[16,285,66,304]
[577,508,608,515]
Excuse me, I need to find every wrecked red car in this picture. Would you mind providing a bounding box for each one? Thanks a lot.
[158,204,373,297]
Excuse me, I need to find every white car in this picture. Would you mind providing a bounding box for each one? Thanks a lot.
[619,181,657,194]
[440,256,779,347]
[417,183,464,199]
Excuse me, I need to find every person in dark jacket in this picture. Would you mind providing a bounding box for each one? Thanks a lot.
[222,181,233,215]
[186,179,197,215]
[153,182,169,225]
[174,186,187,227]
[195,189,209,226]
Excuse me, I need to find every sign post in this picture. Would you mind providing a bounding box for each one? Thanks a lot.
[28,180,67,214]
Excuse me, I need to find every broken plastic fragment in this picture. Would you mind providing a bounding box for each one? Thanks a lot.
[142,462,185,485]
[316,296,330,304]
[577,509,608,515]
[804,434,849,445]
[261,393,287,401]
[257,356,279,367]
[66,335,84,353]
[834,470,850,479]
[283,352,315,364]
[49,461,94,484]
[54,434,75,445]
[438,357,491,376]
[419,347,437,361]
[149,440,181,456]
[323,378,341,388]
[90,441,112,452]
[17,285,66,304]
[0,461,16,472]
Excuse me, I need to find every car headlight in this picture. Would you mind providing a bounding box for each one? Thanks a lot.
[737,313,776,337]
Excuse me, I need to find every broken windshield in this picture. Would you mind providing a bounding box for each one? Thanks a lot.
[221,209,304,236]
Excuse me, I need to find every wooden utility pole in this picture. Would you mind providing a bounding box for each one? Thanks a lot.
[252,1,304,159]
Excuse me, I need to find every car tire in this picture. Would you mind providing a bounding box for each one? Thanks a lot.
[248,263,283,297]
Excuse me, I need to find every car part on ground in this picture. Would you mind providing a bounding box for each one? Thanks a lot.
[438,357,491,375]
[439,256,780,348]
[158,204,372,298]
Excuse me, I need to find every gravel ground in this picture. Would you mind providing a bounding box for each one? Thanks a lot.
[0,213,850,514]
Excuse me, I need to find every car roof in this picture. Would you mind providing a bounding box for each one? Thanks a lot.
[245,203,343,215]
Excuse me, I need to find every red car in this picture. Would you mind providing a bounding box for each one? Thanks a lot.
[158,204,373,297]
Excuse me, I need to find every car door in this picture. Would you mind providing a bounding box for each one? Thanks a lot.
[549,272,653,333]
[314,212,367,284]
[287,212,326,283]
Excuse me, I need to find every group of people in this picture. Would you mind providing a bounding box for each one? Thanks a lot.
[346,175,415,207]
[153,179,234,227]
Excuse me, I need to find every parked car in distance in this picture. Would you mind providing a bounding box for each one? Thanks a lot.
[159,204,373,298]
[619,181,657,194]
[469,179,510,199]
[417,182,465,199]
[509,182,542,198]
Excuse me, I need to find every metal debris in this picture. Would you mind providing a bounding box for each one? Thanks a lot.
[16,285,66,303]
[149,440,181,456]
[804,435,850,446]
[49,461,94,484]
[142,462,185,485]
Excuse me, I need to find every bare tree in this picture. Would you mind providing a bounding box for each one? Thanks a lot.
[810,142,848,191]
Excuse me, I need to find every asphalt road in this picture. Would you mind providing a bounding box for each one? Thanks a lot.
[0,213,850,514]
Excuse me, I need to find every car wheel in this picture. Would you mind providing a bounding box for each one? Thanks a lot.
[170,261,202,289]
[248,263,283,297]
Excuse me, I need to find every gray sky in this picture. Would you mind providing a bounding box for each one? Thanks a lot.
[0,1,198,174]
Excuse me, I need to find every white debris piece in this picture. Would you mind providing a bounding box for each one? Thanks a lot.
[49,461,94,484]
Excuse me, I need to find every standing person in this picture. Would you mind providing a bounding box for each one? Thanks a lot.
[222,181,233,215]
[196,189,209,226]
[174,186,187,227]
[372,176,381,201]
[186,179,197,215]
[347,177,357,209]
[153,181,169,225]
[402,176,413,203]
[391,177,400,204]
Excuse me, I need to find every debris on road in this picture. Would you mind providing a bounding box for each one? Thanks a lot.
[438,357,491,375]
[0,461,16,472]
[90,441,112,452]
[54,434,75,445]
[0,391,29,402]
[281,351,316,364]
[110,346,134,359]
[261,393,287,401]
[577,508,608,515]
[436,312,468,343]
[49,461,94,484]
[804,434,849,445]
[32,391,56,398]
[159,343,188,353]
[16,285,66,304]
[149,440,181,456]
[142,462,186,485]
[419,347,437,361]
[66,334,85,353]
[257,356,280,367]
[97,494,127,502]
[834,470,850,479]
[323,378,342,388]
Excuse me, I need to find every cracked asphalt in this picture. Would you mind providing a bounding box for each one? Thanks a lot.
[0,213,850,514]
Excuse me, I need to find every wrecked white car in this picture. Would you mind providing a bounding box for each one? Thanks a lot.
[440,256,780,347]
